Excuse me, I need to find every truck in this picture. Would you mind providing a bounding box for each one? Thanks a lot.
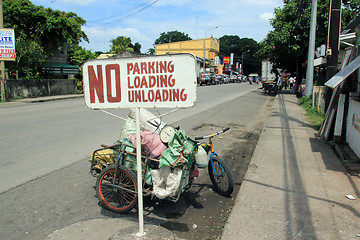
[261,60,277,93]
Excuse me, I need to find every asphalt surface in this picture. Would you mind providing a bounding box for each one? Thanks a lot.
[2,89,359,239]
[45,90,360,240]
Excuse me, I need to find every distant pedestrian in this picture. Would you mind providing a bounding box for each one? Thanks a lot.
[275,75,283,95]
[289,77,295,90]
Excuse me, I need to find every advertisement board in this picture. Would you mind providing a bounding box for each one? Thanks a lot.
[83,53,197,109]
[0,28,15,61]
[214,56,219,66]
[223,57,230,64]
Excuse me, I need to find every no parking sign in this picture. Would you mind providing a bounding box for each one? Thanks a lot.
[83,53,197,236]
[83,53,197,109]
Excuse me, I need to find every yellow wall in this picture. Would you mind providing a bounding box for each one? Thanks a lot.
[155,37,220,62]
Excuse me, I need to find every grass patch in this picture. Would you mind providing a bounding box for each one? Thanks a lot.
[298,96,324,130]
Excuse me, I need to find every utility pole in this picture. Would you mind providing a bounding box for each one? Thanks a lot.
[324,0,342,111]
[0,0,5,102]
[325,0,342,81]
[305,0,318,97]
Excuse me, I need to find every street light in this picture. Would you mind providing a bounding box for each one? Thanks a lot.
[203,26,218,73]
[241,50,250,75]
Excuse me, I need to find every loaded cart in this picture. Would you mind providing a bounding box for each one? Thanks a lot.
[89,112,234,213]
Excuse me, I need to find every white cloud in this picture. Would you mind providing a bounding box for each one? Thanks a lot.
[58,0,97,6]
[260,12,274,21]
[81,25,154,52]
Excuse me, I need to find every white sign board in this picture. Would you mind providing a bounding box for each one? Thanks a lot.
[214,56,219,66]
[0,28,15,61]
[83,53,197,109]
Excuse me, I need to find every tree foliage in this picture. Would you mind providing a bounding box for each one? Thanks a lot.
[147,48,155,55]
[257,0,359,81]
[3,0,88,79]
[68,45,98,67]
[219,35,261,75]
[342,0,360,29]
[154,31,192,45]
[109,36,141,54]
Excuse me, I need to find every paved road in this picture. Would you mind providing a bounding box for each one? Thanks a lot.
[0,84,272,240]
[0,83,259,194]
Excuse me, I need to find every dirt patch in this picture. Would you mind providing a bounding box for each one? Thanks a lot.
[142,97,274,240]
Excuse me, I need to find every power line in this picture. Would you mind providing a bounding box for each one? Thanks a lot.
[87,0,157,23]
[89,0,159,27]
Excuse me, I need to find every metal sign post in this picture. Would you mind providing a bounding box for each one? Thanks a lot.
[83,53,197,236]
[135,107,144,235]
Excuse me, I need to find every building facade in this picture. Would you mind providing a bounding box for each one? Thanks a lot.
[155,37,221,76]
[155,37,220,63]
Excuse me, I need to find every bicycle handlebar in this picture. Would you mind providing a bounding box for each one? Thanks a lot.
[194,127,230,140]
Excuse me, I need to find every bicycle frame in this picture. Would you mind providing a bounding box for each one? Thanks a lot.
[201,138,223,178]
[196,127,230,177]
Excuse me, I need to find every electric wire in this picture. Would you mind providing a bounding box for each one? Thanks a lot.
[87,0,157,23]
[89,0,159,27]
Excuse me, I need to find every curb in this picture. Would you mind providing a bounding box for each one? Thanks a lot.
[14,94,84,103]
[332,143,360,176]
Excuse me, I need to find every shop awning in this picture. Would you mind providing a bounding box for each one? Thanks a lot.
[43,62,80,75]
[325,55,360,89]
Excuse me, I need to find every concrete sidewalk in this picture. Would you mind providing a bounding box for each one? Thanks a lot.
[222,92,360,240]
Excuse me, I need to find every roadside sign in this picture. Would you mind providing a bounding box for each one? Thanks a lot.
[0,28,15,61]
[83,53,197,109]
[214,56,219,66]
[223,57,230,64]
[83,53,197,236]
[230,53,234,65]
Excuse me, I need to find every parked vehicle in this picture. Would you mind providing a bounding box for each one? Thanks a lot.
[215,74,223,84]
[261,60,277,93]
[200,73,211,86]
[223,75,230,84]
[230,75,238,83]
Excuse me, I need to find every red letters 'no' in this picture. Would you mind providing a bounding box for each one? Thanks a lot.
[88,64,121,103]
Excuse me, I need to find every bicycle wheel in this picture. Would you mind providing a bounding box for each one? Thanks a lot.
[208,156,234,197]
[96,165,138,213]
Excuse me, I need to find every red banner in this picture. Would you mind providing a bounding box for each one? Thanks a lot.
[223,57,230,64]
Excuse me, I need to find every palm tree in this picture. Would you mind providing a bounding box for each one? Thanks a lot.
[110,36,134,53]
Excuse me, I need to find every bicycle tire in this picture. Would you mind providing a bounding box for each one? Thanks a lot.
[96,165,138,213]
[208,156,234,197]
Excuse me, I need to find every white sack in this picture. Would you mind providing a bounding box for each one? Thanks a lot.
[150,167,183,199]
[128,108,166,134]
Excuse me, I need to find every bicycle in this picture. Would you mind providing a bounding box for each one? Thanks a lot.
[90,127,234,213]
[193,127,234,197]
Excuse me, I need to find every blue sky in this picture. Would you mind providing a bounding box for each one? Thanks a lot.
[31,0,283,53]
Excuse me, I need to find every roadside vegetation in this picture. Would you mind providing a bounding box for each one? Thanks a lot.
[298,96,324,130]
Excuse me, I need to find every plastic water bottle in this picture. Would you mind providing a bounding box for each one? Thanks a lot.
[195,146,208,168]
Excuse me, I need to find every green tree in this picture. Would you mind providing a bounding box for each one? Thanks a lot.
[3,0,88,79]
[342,0,360,27]
[110,36,141,53]
[219,35,261,75]
[129,42,142,53]
[154,30,192,45]
[147,48,155,55]
[68,45,98,67]
[257,0,359,82]
[11,39,45,79]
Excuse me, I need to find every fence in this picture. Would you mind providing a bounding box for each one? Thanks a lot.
[5,78,77,100]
